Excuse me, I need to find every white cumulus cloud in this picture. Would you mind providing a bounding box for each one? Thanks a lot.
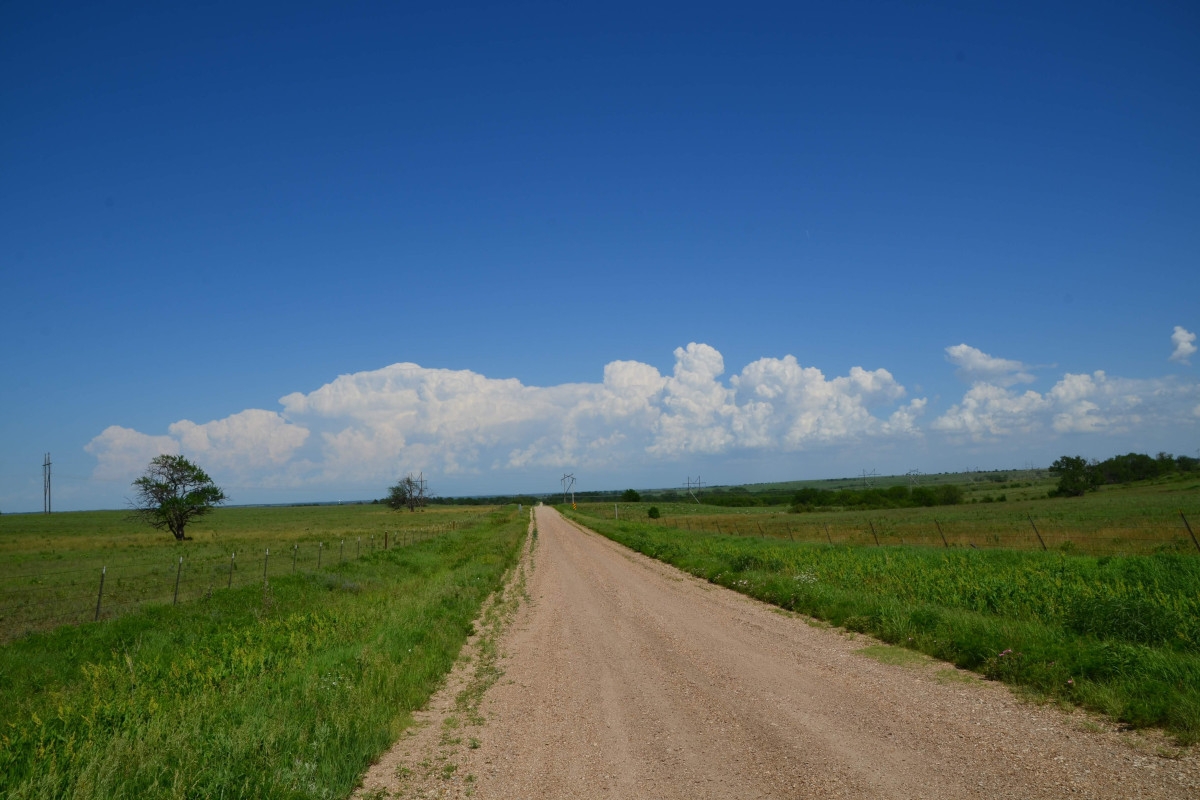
[1170,326,1197,364]
[945,343,1035,386]
[170,410,309,470]
[932,368,1196,442]
[86,344,923,490]
[84,426,180,482]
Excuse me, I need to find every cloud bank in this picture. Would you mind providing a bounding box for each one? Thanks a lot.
[932,344,1198,441]
[86,343,923,488]
[86,342,1200,494]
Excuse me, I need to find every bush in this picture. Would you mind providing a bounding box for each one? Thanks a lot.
[647,506,660,519]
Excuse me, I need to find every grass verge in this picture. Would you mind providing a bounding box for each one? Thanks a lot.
[0,508,525,799]
[566,509,1200,745]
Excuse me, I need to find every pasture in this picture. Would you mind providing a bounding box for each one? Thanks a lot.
[581,472,1200,556]
[0,504,496,641]
[0,504,527,799]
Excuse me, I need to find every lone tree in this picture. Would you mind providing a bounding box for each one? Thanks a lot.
[387,472,429,512]
[131,455,227,540]
[621,488,641,502]
[1049,455,1100,497]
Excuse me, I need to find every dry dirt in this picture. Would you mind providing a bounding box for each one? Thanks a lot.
[355,506,1199,799]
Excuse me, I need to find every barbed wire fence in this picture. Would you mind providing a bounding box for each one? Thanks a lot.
[0,520,474,643]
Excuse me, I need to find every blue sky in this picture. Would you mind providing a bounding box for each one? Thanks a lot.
[2,1,1198,512]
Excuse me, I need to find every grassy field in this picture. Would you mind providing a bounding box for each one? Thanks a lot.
[0,504,496,640]
[0,504,527,799]
[583,472,1200,556]
[565,490,1200,744]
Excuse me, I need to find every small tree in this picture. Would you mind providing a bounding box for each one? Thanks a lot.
[647,506,660,519]
[387,472,429,512]
[621,488,641,502]
[131,455,226,540]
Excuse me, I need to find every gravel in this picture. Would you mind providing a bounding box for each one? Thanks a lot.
[356,507,1199,799]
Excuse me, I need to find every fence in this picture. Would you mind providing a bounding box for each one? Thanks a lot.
[0,523,462,642]
[641,511,1200,556]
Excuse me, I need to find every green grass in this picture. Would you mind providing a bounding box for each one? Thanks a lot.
[587,473,1200,556]
[0,505,495,640]
[566,508,1200,744]
[0,507,526,799]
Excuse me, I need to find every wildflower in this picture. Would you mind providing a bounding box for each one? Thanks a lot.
[1067,678,1074,686]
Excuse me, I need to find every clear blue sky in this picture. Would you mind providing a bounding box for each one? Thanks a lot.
[3,1,1198,512]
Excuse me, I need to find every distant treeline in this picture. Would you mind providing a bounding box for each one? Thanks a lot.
[432,495,541,507]
[789,484,964,512]
[1050,451,1199,497]
[694,489,791,507]
[1092,452,1198,483]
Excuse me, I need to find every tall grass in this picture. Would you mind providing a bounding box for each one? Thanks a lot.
[0,508,525,799]
[568,511,1200,744]
[0,505,495,640]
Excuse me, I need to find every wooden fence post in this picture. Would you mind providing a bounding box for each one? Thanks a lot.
[95,566,106,621]
[173,556,183,605]
[263,548,269,583]
[869,520,880,546]
[935,519,949,548]
[292,544,298,573]
[1028,515,1047,551]
[228,552,236,588]
[824,523,832,545]
[1181,512,1200,554]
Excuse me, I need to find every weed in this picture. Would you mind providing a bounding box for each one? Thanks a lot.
[857,644,929,667]
[934,668,980,686]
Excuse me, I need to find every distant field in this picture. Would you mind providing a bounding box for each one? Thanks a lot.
[0,504,497,641]
[577,473,1200,556]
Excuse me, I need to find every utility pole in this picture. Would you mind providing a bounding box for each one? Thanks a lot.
[561,473,575,506]
[684,475,706,504]
[43,453,51,514]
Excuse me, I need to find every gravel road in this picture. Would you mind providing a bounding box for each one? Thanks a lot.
[357,506,1198,799]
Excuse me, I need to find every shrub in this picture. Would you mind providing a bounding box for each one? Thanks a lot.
[647,506,660,519]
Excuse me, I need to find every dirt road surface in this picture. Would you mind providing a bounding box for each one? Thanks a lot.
[358,507,1199,799]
